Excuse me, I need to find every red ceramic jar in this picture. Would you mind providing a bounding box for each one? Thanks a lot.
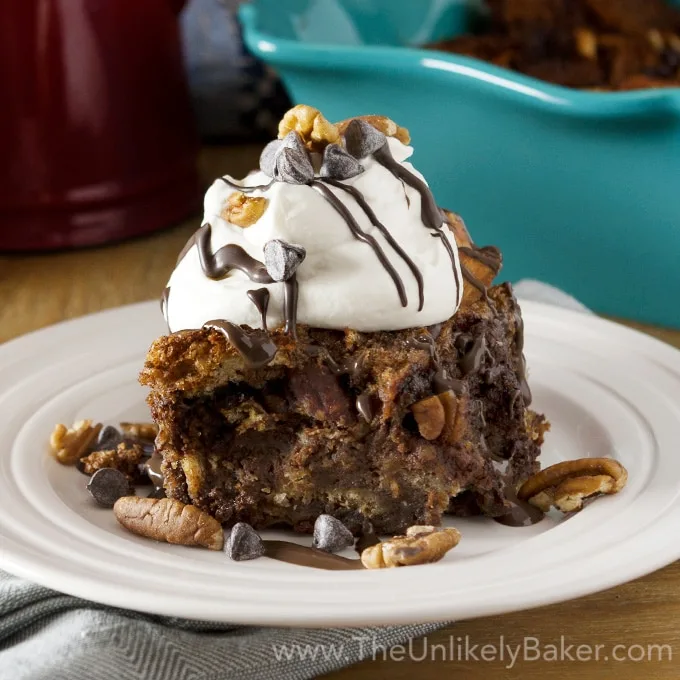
[0,0,199,250]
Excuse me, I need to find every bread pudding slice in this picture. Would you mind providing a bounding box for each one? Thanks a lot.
[141,280,547,535]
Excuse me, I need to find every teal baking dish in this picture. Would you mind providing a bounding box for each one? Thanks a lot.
[240,0,680,328]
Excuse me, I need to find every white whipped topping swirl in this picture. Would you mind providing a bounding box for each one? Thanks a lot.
[166,137,463,333]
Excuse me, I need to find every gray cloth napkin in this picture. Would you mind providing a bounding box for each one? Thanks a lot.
[0,281,584,680]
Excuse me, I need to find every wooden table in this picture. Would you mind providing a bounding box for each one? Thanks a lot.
[2,146,679,679]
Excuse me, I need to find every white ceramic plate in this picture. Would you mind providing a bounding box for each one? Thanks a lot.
[1,300,679,627]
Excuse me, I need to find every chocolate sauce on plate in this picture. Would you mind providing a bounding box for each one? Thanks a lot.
[263,540,364,570]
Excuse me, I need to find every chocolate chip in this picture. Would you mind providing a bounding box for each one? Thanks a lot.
[95,425,122,451]
[263,239,306,282]
[225,522,265,561]
[276,147,314,185]
[87,468,132,508]
[259,139,283,177]
[312,514,354,553]
[320,144,364,180]
[343,119,387,158]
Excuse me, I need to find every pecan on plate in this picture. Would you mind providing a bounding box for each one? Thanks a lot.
[113,497,224,550]
[361,525,461,569]
[517,458,628,513]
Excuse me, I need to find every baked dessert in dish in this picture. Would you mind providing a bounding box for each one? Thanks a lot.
[140,105,549,536]
[429,0,680,91]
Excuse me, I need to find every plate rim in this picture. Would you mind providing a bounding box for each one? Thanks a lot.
[1,299,680,626]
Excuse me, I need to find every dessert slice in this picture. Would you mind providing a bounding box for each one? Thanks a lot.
[140,106,548,535]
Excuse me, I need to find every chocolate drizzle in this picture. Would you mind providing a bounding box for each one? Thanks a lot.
[247,288,270,330]
[263,540,364,570]
[407,330,466,396]
[320,177,424,311]
[204,320,277,368]
[459,245,502,274]
[512,301,532,406]
[218,176,274,193]
[283,275,299,339]
[372,144,461,296]
[196,224,273,284]
[356,393,377,422]
[460,335,487,376]
[433,369,465,395]
[311,180,408,308]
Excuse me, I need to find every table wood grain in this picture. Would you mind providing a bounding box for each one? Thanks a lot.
[2,146,679,679]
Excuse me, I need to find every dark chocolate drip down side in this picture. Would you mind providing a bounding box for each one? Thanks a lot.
[459,262,496,313]
[494,482,545,528]
[197,223,273,284]
[320,177,424,311]
[203,320,277,369]
[458,245,503,275]
[311,181,408,308]
[433,369,465,395]
[356,393,377,422]
[407,331,465,396]
[372,144,461,297]
[263,540,364,570]
[247,288,270,331]
[283,274,299,339]
[218,176,274,193]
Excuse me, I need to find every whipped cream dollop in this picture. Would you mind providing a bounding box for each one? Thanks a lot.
[165,135,463,333]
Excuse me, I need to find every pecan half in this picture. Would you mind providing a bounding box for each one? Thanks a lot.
[518,458,628,513]
[278,104,339,151]
[220,192,268,228]
[113,497,224,550]
[575,28,598,60]
[361,525,461,569]
[119,422,158,441]
[411,395,446,440]
[50,420,102,465]
[336,115,410,145]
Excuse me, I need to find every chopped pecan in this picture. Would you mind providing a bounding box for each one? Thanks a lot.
[50,420,102,465]
[80,441,144,480]
[220,192,268,228]
[575,28,598,60]
[518,458,628,513]
[113,496,224,550]
[278,104,339,151]
[411,395,446,440]
[437,390,459,443]
[336,115,410,145]
[647,28,665,51]
[361,525,461,568]
[119,422,158,441]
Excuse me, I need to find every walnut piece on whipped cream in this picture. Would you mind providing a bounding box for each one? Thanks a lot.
[278,104,339,152]
[220,192,268,228]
